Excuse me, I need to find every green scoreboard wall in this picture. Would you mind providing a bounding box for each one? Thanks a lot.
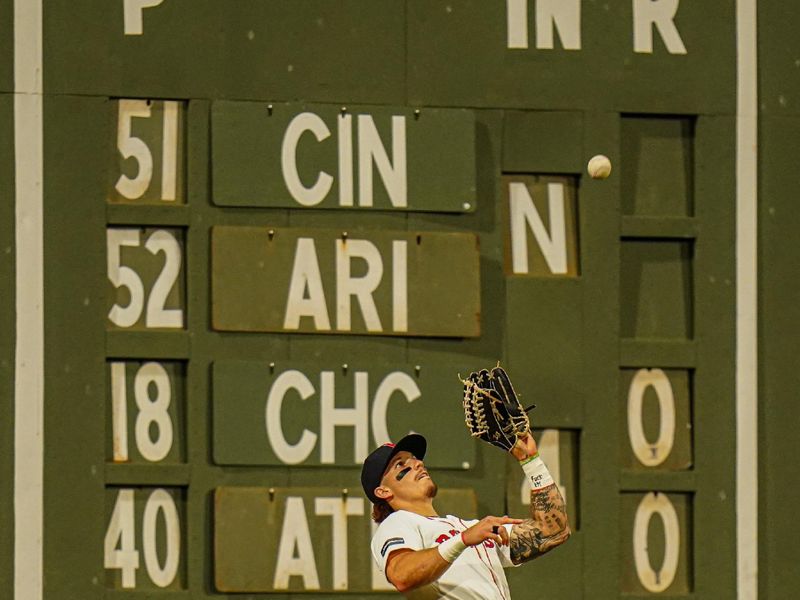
[0,92,14,600]
[1,0,14,589]
[6,1,749,598]
[758,2,800,599]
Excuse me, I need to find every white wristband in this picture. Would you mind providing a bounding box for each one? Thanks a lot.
[437,533,467,563]
[520,454,555,490]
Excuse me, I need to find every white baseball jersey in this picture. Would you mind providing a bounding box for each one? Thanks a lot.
[371,509,518,600]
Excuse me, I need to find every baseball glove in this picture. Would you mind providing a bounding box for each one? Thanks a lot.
[461,365,534,452]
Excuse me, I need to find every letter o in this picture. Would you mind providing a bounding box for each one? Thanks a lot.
[633,492,680,592]
[627,368,676,466]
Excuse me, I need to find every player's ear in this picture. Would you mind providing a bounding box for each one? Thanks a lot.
[374,486,393,501]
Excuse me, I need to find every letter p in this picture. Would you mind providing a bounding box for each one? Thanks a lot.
[124,0,165,36]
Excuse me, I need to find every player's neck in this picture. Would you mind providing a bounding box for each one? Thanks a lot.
[393,499,438,518]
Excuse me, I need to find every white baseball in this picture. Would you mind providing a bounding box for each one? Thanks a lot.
[587,154,612,179]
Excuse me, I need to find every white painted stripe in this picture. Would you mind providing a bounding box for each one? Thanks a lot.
[736,1,758,599]
[14,0,44,599]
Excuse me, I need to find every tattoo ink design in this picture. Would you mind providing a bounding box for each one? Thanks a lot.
[396,467,412,481]
[509,483,571,565]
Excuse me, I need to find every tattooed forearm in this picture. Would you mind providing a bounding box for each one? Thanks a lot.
[510,484,571,565]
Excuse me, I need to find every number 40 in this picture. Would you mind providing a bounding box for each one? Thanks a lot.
[104,488,180,589]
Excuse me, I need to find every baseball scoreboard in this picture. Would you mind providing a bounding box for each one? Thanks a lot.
[2,1,744,598]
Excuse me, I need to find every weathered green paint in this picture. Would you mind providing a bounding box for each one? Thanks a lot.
[0,93,14,599]
[407,1,735,113]
[213,486,477,593]
[502,111,585,174]
[620,240,694,340]
[212,101,476,213]
[621,116,695,217]
[686,115,736,597]
[758,115,800,599]
[43,95,109,600]
[758,2,800,596]
[212,360,476,469]
[211,226,481,337]
[759,3,800,117]
[44,0,406,103]
[0,0,11,92]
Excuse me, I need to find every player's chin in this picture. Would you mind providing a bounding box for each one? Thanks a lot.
[424,480,438,499]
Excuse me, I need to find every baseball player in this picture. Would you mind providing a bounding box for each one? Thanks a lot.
[361,367,570,599]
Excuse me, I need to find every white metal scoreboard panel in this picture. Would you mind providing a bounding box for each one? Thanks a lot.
[4,2,742,599]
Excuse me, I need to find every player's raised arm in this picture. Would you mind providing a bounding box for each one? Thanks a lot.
[508,432,571,564]
[461,365,571,565]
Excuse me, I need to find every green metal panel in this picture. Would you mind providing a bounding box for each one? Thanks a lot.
[505,279,584,426]
[678,115,737,597]
[213,486,478,593]
[44,0,406,103]
[577,111,624,599]
[758,3,800,116]
[212,360,476,469]
[621,116,695,217]
[758,115,800,599]
[0,93,14,598]
[759,7,800,599]
[502,111,585,174]
[620,240,694,340]
[43,95,109,600]
[211,226,481,337]
[212,101,477,213]
[407,1,735,113]
[0,0,11,91]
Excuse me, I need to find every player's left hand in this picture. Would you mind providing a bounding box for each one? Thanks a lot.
[510,431,538,461]
[462,515,523,547]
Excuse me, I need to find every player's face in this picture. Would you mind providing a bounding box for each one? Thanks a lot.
[380,451,437,502]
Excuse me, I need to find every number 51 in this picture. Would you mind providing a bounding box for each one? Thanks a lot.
[114,99,181,202]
